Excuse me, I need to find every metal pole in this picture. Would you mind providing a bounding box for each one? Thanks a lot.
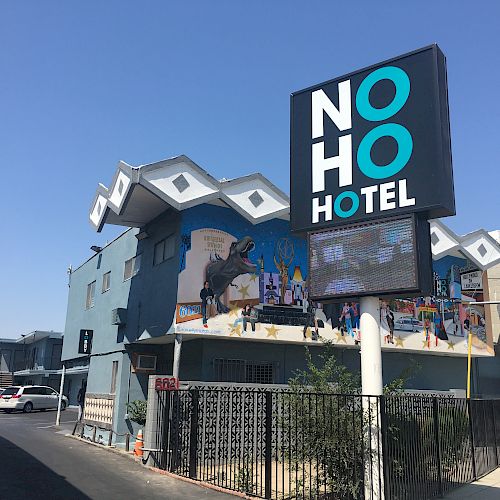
[172,334,183,379]
[467,332,473,399]
[360,296,384,500]
[56,364,66,426]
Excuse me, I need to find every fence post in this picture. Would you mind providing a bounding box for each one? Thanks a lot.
[189,389,199,480]
[490,401,499,467]
[432,398,444,498]
[467,399,477,480]
[264,391,272,499]
[379,396,389,500]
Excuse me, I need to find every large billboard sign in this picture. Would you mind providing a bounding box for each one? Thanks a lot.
[308,215,432,300]
[290,45,454,233]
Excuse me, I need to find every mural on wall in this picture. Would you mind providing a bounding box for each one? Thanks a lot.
[174,205,493,357]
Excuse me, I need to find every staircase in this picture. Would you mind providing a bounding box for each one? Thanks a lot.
[0,371,13,388]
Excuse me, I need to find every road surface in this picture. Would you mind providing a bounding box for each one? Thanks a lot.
[0,408,232,499]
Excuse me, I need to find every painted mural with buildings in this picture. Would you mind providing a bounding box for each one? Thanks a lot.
[174,205,493,357]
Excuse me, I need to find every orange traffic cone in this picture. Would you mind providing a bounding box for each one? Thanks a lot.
[133,429,144,457]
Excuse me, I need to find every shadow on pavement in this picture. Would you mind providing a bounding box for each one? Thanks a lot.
[0,434,90,500]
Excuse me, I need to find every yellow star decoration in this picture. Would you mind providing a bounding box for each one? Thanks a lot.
[265,324,280,339]
[238,284,250,299]
[228,303,241,317]
[248,273,258,282]
[228,323,242,336]
[304,327,312,339]
[395,336,405,348]
[447,341,455,350]
[335,331,347,343]
[422,340,430,349]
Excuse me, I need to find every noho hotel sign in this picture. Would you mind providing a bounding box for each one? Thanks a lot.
[290,45,455,232]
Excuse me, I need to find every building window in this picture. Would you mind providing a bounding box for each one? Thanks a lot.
[213,358,275,384]
[153,235,175,266]
[124,255,141,281]
[110,360,119,394]
[86,281,96,309]
[102,271,111,293]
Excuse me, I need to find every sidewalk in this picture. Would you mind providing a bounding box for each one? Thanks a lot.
[445,468,500,499]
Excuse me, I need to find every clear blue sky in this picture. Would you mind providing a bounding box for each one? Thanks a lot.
[1,2,499,338]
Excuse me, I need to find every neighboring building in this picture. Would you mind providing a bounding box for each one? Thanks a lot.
[0,338,19,387]
[0,331,63,390]
[62,155,500,442]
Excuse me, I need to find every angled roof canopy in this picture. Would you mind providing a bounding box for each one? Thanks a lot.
[90,155,500,271]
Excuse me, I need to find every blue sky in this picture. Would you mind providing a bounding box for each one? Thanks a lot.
[1,2,499,337]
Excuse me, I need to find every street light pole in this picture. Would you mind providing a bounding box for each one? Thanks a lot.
[56,364,66,426]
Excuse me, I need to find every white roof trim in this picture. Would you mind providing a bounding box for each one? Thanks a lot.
[89,154,291,230]
[89,155,500,270]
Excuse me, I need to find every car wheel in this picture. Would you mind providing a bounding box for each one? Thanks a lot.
[61,401,67,411]
[23,402,33,413]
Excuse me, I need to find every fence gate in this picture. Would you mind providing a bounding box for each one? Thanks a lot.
[147,387,499,500]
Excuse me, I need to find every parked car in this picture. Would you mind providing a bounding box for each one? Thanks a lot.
[394,317,423,332]
[0,386,68,413]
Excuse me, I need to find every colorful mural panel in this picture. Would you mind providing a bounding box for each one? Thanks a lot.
[174,205,493,357]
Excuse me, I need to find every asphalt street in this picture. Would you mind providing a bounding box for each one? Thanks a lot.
[0,408,232,500]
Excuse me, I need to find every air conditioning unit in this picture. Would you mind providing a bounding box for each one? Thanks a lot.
[111,308,127,326]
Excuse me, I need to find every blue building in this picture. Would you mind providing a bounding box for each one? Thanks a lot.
[62,155,500,442]
[0,331,63,390]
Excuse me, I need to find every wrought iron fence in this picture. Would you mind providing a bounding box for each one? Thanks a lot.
[151,389,500,499]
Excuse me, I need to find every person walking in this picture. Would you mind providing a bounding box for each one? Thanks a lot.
[77,380,87,421]
[200,281,214,328]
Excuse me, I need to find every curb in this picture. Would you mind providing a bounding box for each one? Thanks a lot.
[65,434,250,498]
[65,434,139,462]
[148,467,252,499]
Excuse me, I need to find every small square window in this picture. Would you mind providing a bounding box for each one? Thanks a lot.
[153,235,175,266]
[153,240,165,266]
[86,281,96,309]
[124,255,141,281]
[102,271,111,293]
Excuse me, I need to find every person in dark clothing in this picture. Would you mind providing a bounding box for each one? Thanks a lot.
[242,304,258,332]
[200,281,214,328]
[386,310,395,344]
[77,380,87,421]
[303,302,319,340]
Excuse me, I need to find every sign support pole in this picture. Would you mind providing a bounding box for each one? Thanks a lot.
[360,296,383,395]
[360,296,384,500]
[172,334,183,380]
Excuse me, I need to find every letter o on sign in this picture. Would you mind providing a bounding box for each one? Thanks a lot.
[357,123,413,180]
[356,66,410,121]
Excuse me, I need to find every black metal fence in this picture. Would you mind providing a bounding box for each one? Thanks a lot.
[150,389,500,499]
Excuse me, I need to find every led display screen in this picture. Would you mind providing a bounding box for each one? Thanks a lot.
[309,216,421,299]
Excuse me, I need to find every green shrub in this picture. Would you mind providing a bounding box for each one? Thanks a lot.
[126,400,147,426]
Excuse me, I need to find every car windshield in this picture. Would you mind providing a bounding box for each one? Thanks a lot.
[1,387,20,396]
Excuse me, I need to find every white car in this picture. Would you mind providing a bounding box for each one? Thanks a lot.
[394,317,423,332]
[0,385,68,413]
